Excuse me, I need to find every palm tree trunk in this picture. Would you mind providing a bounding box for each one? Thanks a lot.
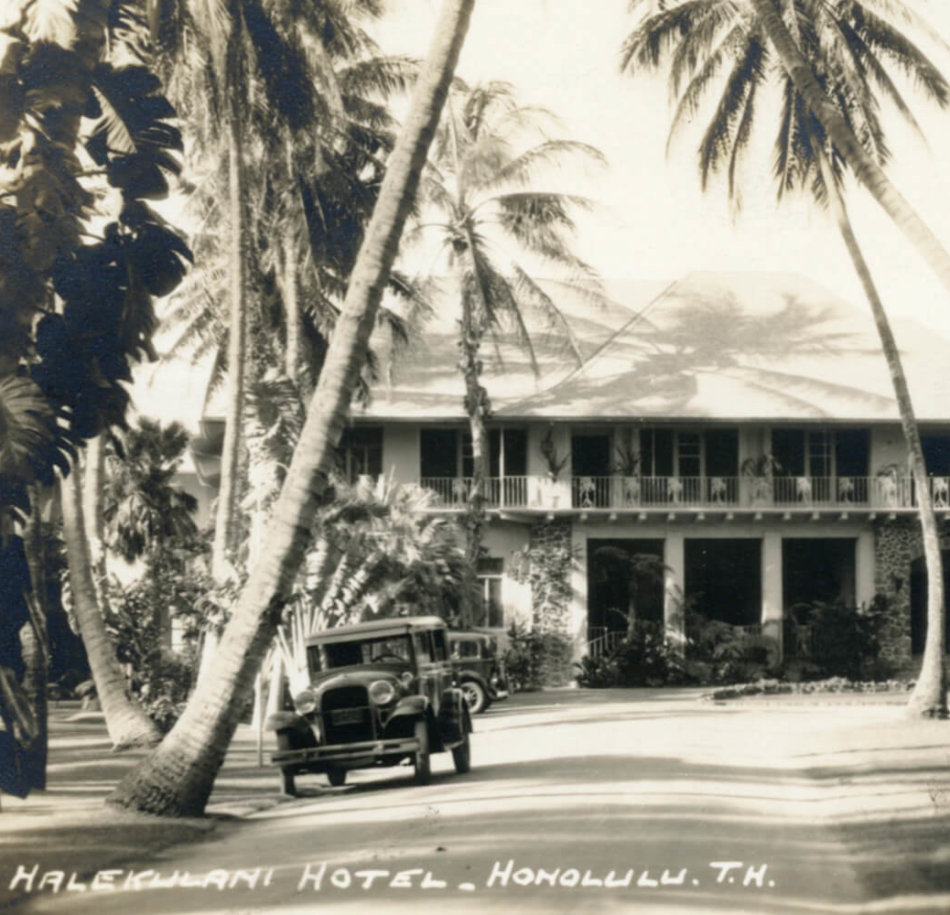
[283,233,302,386]
[818,149,947,717]
[458,233,492,626]
[211,91,248,583]
[749,0,950,298]
[60,463,162,749]
[21,488,50,790]
[459,317,488,627]
[107,0,475,817]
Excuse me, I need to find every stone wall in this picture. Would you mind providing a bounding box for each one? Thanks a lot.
[873,518,950,672]
[872,518,916,670]
[526,518,574,686]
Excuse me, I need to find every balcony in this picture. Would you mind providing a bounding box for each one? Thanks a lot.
[420,476,529,508]
[419,473,950,515]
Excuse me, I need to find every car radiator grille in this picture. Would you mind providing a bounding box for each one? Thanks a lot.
[321,685,375,744]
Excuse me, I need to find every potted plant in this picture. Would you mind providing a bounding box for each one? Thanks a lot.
[741,454,781,505]
[613,439,640,507]
[538,428,568,507]
[874,462,902,507]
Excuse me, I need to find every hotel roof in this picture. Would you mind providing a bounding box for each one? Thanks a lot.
[355,271,950,424]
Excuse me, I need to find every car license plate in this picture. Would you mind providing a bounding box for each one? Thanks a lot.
[331,708,364,725]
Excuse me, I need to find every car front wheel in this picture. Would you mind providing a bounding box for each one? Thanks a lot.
[326,766,347,787]
[451,731,471,774]
[461,679,487,714]
[413,719,431,785]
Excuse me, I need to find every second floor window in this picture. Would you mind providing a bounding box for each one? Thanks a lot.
[420,428,526,479]
[639,428,738,478]
[771,428,869,478]
[338,427,382,482]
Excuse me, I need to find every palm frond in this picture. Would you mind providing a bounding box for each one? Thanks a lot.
[481,140,606,191]
[699,33,765,189]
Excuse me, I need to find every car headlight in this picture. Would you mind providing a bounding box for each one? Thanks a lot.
[369,679,396,706]
[293,688,318,715]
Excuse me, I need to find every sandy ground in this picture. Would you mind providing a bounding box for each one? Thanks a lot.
[2,689,950,914]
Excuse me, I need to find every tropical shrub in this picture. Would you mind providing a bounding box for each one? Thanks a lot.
[103,563,206,732]
[505,623,574,691]
[575,621,686,688]
[685,614,780,685]
[796,596,892,681]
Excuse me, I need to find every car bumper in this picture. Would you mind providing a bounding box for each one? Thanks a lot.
[272,737,420,769]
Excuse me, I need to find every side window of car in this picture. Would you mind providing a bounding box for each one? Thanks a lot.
[415,633,433,664]
[431,629,447,661]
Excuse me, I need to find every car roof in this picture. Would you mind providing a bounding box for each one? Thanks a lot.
[448,630,493,642]
[305,615,447,645]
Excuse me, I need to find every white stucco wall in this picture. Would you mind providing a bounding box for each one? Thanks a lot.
[481,522,532,629]
[382,424,420,485]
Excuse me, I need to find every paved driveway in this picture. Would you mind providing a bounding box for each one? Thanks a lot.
[6,689,950,914]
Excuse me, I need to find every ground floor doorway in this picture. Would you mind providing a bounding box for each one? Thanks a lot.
[587,539,664,638]
[782,538,856,617]
[684,539,761,626]
[910,551,950,655]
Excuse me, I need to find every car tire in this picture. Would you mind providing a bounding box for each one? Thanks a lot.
[281,768,297,797]
[461,679,487,715]
[451,730,471,774]
[326,767,347,787]
[413,718,431,786]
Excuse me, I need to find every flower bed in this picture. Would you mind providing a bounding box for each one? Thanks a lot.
[707,676,916,701]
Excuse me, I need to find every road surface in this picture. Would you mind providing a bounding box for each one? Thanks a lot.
[8,689,950,914]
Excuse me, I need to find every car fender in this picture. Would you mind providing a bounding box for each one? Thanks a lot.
[265,711,309,733]
[436,687,470,746]
[389,694,428,720]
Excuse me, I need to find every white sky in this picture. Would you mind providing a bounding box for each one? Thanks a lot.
[373,0,950,335]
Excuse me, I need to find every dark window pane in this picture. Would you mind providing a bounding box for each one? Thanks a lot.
[835,428,869,477]
[922,435,950,476]
[772,428,804,476]
[420,429,458,478]
[572,435,611,476]
[503,429,528,476]
[705,429,738,477]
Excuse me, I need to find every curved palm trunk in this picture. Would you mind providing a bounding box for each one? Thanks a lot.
[107,0,475,817]
[818,151,947,717]
[211,92,249,583]
[60,464,161,749]
[750,0,950,298]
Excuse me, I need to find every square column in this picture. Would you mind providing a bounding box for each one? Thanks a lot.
[762,531,783,654]
[856,530,875,607]
[664,532,685,643]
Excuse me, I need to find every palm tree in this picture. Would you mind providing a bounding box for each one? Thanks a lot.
[414,81,606,622]
[0,0,188,755]
[60,457,162,748]
[153,0,423,582]
[107,0,476,817]
[100,419,199,649]
[622,0,949,716]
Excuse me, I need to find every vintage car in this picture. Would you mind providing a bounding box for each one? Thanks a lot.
[267,616,472,795]
[448,630,509,714]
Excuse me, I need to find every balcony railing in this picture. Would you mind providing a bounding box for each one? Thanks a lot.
[419,474,950,512]
[420,476,529,508]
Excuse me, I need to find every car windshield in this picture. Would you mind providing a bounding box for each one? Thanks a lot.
[320,634,414,670]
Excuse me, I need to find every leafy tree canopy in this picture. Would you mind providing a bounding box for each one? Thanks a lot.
[0,0,191,522]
